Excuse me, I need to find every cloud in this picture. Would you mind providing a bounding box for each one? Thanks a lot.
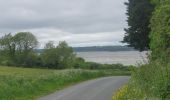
[0,0,128,47]
[20,28,124,47]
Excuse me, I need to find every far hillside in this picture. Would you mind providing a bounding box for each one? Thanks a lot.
[73,46,135,52]
[35,46,135,53]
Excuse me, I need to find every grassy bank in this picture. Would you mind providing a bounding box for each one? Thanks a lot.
[0,66,130,100]
[113,62,170,100]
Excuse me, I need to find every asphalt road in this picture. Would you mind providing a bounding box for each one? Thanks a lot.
[38,76,130,100]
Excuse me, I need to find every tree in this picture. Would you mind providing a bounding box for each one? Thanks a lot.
[0,33,16,65]
[44,41,55,49]
[41,41,59,68]
[13,32,38,66]
[122,0,154,51]
[56,41,76,69]
[41,41,75,69]
[0,32,38,66]
[14,32,38,53]
[0,33,16,59]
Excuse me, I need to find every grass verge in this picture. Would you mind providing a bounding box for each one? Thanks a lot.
[112,61,170,100]
[0,66,130,100]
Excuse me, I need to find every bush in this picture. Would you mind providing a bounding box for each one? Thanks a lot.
[134,62,170,99]
[40,41,76,69]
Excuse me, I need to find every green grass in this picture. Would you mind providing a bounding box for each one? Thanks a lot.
[0,66,130,100]
[113,61,170,100]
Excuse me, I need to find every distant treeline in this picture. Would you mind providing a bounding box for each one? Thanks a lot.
[36,46,135,53]
[0,32,130,70]
[73,46,135,52]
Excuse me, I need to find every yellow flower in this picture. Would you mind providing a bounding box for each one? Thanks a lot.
[112,84,129,100]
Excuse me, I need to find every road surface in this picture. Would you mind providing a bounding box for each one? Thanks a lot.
[38,76,129,100]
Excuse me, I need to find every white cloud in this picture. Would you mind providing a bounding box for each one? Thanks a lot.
[23,28,124,47]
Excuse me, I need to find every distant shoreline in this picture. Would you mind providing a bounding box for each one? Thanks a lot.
[35,46,136,53]
[73,46,135,52]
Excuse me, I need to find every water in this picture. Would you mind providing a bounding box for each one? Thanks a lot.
[76,51,148,65]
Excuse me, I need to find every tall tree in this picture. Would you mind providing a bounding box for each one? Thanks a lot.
[56,41,75,69]
[0,32,38,66]
[14,32,38,53]
[44,41,55,49]
[41,41,59,68]
[41,41,76,69]
[0,33,16,65]
[13,32,38,66]
[123,0,154,51]
[0,33,16,58]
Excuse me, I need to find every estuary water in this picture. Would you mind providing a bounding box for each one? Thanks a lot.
[76,51,148,65]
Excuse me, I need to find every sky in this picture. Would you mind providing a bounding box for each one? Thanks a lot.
[0,0,128,47]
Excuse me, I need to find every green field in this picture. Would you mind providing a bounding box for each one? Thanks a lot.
[0,66,130,100]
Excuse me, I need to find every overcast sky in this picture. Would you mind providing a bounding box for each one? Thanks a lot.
[0,0,128,47]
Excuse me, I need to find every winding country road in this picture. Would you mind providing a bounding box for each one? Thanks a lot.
[38,76,129,100]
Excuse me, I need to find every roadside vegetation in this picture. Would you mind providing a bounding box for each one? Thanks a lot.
[0,66,130,100]
[113,0,170,99]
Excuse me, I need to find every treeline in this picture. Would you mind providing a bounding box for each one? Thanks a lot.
[0,32,79,69]
[0,32,128,70]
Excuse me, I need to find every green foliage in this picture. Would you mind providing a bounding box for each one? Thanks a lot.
[123,0,154,51]
[44,41,55,49]
[41,41,59,68]
[41,41,76,69]
[136,62,170,99]
[56,41,76,69]
[14,32,38,66]
[74,57,86,69]
[113,62,170,100]
[134,62,170,99]
[0,34,77,69]
[150,0,170,61]
[13,32,38,53]
[0,32,38,66]
[0,33,15,63]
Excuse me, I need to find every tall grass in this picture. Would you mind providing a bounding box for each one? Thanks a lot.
[113,61,170,100]
[0,66,130,100]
